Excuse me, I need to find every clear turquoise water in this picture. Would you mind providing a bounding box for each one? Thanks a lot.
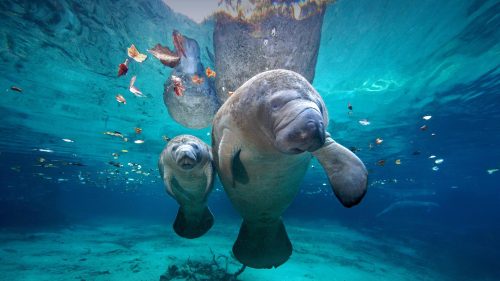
[0,0,499,280]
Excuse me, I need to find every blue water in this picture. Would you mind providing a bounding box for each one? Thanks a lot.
[0,0,499,280]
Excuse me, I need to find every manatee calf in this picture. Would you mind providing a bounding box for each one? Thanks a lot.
[163,32,220,129]
[212,69,368,268]
[213,0,328,102]
[158,135,215,238]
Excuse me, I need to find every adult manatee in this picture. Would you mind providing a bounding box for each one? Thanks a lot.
[213,0,328,102]
[164,32,220,129]
[212,69,367,268]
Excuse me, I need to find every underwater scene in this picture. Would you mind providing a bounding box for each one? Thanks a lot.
[0,0,499,280]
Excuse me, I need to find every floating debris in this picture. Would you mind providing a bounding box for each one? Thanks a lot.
[375,138,383,145]
[135,127,142,134]
[206,67,216,78]
[127,44,147,62]
[57,178,68,182]
[420,125,427,131]
[170,75,185,97]
[121,149,129,153]
[104,131,124,139]
[487,169,498,175]
[377,160,386,166]
[134,140,144,144]
[11,166,21,172]
[435,159,444,164]
[395,159,401,165]
[117,59,129,77]
[432,166,439,171]
[191,74,204,84]
[423,115,432,120]
[173,30,186,58]
[37,148,54,153]
[116,94,127,104]
[62,138,74,143]
[359,119,370,126]
[129,76,145,97]
[10,86,22,92]
[148,44,180,67]
[108,161,122,168]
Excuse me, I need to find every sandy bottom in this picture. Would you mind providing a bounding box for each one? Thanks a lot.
[0,218,448,281]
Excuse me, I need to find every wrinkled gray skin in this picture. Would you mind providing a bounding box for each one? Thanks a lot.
[158,135,215,239]
[213,3,326,102]
[212,70,368,269]
[163,36,220,129]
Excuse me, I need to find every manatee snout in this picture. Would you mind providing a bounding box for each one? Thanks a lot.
[275,108,325,154]
[175,145,198,170]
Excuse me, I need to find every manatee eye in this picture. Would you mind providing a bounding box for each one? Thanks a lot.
[191,143,199,150]
[171,144,179,151]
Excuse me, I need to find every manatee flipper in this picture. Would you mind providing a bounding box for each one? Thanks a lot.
[312,133,368,207]
[203,162,214,197]
[218,129,241,187]
[173,206,214,239]
[232,219,292,269]
[158,156,175,196]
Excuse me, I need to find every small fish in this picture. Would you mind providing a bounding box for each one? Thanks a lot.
[377,160,386,166]
[420,125,427,131]
[348,102,353,111]
[121,149,128,153]
[117,59,129,77]
[135,127,142,134]
[349,147,359,153]
[172,30,186,58]
[206,67,216,78]
[395,159,401,165]
[38,157,46,163]
[62,138,74,143]
[104,131,124,138]
[129,76,145,97]
[191,74,204,85]
[112,152,119,159]
[134,139,144,144]
[429,155,436,159]
[10,86,23,92]
[375,138,383,145]
[487,168,499,175]
[38,148,54,153]
[423,115,432,120]
[127,44,147,62]
[359,119,370,126]
[162,135,171,142]
[148,44,180,67]
[108,161,122,168]
[170,75,185,97]
[435,159,444,164]
[116,94,127,104]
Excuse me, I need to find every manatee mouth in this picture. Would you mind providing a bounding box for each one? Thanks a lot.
[175,147,198,170]
[274,108,325,154]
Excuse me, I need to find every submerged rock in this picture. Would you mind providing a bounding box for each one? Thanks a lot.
[163,35,220,129]
[213,0,328,102]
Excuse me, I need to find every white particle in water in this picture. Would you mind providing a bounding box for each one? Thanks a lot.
[435,159,444,164]
[432,166,439,171]
[423,115,432,120]
[429,155,436,159]
[62,138,74,143]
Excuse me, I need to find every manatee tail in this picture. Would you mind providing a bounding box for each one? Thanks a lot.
[232,219,292,269]
[173,206,214,239]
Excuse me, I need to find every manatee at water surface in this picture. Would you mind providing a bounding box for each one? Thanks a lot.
[163,34,220,129]
[213,0,328,102]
